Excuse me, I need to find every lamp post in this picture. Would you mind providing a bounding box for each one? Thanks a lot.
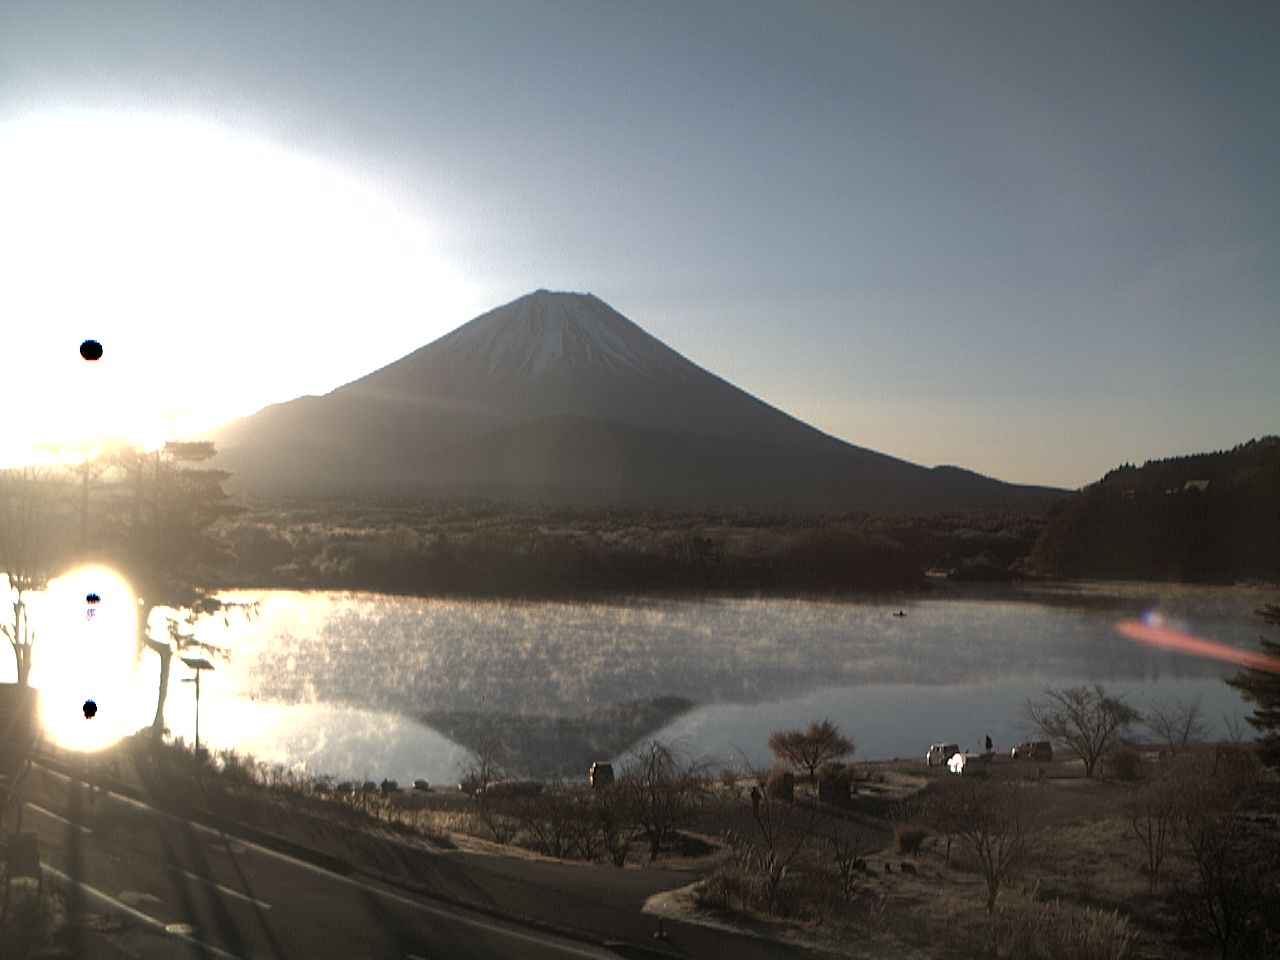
[179,656,214,757]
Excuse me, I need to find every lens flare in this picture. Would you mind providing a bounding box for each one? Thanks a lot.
[1116,617,1280,675]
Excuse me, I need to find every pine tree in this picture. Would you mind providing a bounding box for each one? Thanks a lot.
[1226,604,1280,769]
[98,442,247,738]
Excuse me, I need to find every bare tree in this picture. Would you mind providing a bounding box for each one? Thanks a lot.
[935,778,1030,912]
[732,755,818,913]
[1144,695,1208,757]
[619,740,706,864]
[915,783,960,865]
[767,719,855,779]
[592,779,633,867]
[457,715,509,798]
[0,468,72,685]
[1026,684,1141,778]
[456,713,518,837]
[1138,744,1280,957]
[830,825,871,902]
[1221,712,1249,745]
[1173,793,1280,958]
[1128,775,1179,892]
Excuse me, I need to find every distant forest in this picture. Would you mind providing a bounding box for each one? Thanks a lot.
[4,438,1274,606]
[1028,437,1280,583]
[216,499,1047,598]
[215,438,1280,595]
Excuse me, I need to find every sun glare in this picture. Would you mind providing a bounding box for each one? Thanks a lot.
[0,110,477,467]
[28,565,150,751]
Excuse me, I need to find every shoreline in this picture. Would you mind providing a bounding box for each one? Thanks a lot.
[210,575,1279,607]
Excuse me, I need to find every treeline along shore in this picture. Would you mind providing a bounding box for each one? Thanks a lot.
[217,437,1280,597]
[4,437,1275,607]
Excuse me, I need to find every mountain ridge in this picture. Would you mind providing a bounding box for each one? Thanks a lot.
[211,290,1065,512]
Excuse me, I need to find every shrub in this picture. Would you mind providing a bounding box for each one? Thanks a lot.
[817,763,851,803]
[765,769,794,800]
[1098,746,1143,781]
[697,866,760,913]
[896,826,928,855]
[699,864,848,923]
[214,748,258,785]
[477,805,519,844]
[777,863,846,921]
[512,784,600,860]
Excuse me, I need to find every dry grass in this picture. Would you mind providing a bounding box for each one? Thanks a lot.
[696,863,891,935]
[987,897,1135,959]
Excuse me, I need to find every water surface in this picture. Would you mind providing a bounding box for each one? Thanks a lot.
[141,582,1268,783]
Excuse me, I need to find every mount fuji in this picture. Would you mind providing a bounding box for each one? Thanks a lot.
[211,290,1063,511]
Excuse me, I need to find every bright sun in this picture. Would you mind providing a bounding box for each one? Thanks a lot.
[27,566,149,752]
[0,110,477,467]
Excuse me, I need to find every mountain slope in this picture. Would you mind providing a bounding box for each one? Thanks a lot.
[211,290,1063,512]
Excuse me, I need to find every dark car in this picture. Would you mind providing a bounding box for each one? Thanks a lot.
[1011,740,1053,761]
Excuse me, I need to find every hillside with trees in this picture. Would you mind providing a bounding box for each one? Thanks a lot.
[1029,437,1280,583]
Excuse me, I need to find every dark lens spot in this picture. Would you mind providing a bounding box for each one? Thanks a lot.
[80,340,104,361]
[83,700,98,719]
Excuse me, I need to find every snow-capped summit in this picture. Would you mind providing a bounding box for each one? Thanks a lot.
[211,290,1063,510]
[337,289,812,445]
[424,290,696,382]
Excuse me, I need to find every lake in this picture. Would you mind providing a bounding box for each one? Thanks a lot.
[124,581,1272,784]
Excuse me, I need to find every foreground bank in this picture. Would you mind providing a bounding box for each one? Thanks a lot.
[16,729,1277,960]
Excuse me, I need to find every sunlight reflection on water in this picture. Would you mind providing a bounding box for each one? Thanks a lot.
[146,584,1267,782]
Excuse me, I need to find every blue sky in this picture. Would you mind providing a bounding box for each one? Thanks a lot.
[1,1,1276,487]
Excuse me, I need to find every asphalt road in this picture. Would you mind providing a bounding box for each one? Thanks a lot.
[16,761,836,960]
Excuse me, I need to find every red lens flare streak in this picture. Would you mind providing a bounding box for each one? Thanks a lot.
[1116,619,1280,676]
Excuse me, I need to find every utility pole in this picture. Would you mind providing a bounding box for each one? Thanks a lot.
[180,657,214,757]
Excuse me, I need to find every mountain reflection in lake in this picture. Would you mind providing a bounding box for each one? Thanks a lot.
[156,583,1265,784]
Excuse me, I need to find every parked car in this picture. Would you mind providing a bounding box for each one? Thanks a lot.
[1011,740,1053,761]
[926,742,961,767]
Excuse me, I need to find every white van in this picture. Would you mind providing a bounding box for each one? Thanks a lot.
[926,743,960,767]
